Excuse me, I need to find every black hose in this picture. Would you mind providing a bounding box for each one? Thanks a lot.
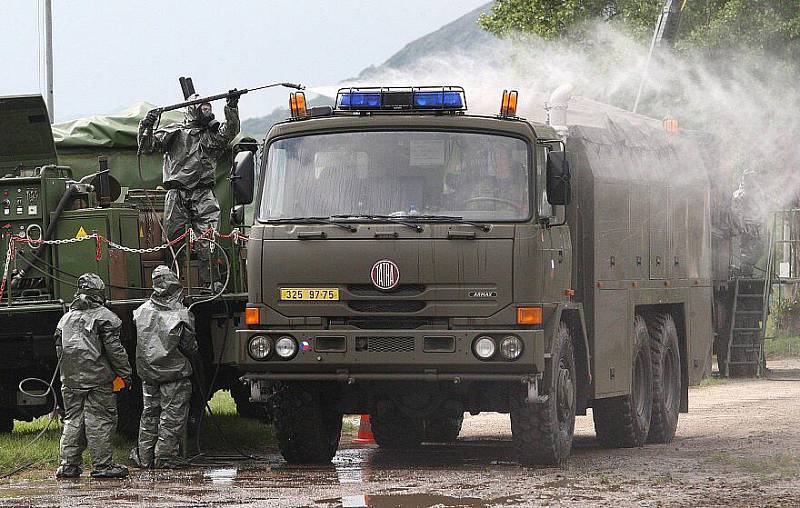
[11,185,78,288]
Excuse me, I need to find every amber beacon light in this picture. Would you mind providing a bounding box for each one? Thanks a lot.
[500,89,519,117]
[289,92,308,118]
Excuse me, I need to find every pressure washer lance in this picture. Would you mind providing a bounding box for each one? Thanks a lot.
[137,81,304,155]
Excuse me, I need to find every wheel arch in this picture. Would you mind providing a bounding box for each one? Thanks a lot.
[546,303,592,415]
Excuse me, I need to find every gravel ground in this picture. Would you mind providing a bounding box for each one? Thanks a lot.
[2,361,799,507]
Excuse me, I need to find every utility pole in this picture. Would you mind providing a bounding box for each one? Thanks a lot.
[43,0,54,123]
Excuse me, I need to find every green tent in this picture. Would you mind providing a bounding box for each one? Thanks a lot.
[51,103,251,231]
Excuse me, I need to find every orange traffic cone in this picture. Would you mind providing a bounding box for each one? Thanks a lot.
[352,415,375,444]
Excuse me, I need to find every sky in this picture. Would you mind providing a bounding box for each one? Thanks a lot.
[1,0,488,122]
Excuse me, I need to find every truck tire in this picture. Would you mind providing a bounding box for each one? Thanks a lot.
[593,315,653,448]
[424,415,463,443]
[510,321,576,465]
[647,313,681,444]
[272,382,342,463]
[371,412,424,449]
[0,414,13,434]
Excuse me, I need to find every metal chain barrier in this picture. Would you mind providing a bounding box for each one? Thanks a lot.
[0,227,247,303]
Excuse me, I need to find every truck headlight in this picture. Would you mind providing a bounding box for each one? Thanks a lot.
[275,336,298,359]
[473,336,496,360]
[248,335,272,360]
[500,335,523,360]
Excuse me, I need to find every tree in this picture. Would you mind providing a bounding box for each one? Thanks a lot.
[478,0,800,56]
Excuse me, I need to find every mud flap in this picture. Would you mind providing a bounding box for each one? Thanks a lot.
[524,374,549,404]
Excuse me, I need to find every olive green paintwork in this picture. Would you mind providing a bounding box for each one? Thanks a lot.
[239,110,713,409]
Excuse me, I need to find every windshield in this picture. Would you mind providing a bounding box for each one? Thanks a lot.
[259,131,530,222]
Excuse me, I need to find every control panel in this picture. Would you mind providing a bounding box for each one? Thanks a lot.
[1,185,41,219]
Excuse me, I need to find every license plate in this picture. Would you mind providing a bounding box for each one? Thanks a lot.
[280,288,339,301]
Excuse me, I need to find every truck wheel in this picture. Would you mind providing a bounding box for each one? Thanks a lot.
[647,313,681,444]
[424,415,463,443]
[272,382,342,463]
[0,414,13,433]
[593,315,653,448]
[371,412,424,449]
[510,321,576,465]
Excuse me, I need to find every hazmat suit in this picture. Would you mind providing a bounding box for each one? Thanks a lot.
[137,95,240,289]
[54,273,132,479]
[131,265,198,468]
[731,169,766,276]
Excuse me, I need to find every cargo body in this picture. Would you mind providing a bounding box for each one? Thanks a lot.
[237,88,713,464]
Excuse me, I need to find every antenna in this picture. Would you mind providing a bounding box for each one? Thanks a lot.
[43,0,54,123]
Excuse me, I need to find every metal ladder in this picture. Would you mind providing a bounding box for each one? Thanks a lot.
[725,277,768,377]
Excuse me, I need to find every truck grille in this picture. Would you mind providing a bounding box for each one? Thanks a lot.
[348,301,426,313]
[347,284,425,297]
[355,336,415,353]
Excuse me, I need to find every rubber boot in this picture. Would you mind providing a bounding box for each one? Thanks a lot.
[55,465,82,479]
[90,464,129,479]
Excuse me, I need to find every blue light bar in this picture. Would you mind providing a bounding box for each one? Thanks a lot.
[335,87,467,112]
[338,92,381,110]
[413,91,463,109]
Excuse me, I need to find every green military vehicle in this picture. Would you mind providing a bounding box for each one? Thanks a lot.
[0,94,254,433]
[235,86,713,464]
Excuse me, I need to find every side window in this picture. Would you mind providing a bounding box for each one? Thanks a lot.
[537,147,553,218]
[261,147,287,218]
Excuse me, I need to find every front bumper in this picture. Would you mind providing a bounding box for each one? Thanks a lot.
[236,328,544,381]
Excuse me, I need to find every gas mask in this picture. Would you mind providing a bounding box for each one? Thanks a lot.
[199,103,216,128]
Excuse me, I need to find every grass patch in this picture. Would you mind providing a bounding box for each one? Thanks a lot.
[696,376,728,388]
[708,452,800,475]
[0,390,274,478]
[764,334,800,359]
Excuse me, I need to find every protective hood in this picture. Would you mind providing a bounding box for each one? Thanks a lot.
[150,265,184,310]
[71,273,106,310]
[184,95,213,129]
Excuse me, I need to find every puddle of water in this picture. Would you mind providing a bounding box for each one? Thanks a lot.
[203,467,238,485]
[317,493,525,508]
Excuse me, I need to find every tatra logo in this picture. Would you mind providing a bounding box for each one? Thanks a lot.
[371,259,400,290]
[469,291,497,298]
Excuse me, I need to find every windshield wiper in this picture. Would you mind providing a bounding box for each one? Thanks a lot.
[331,214,424,232]
[264,217,357,232]
[403,214,492,232]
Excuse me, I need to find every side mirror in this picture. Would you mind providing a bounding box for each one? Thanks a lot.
[230,151,255,205]
[546,151,571,206]
[230,205,245,226]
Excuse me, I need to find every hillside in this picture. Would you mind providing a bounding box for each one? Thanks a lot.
[241,2,493,137]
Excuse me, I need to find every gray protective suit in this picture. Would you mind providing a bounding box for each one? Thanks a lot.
[55,273,132,477]
[731,169,765,275]
[132,266,198,468]
[137,101,240,286]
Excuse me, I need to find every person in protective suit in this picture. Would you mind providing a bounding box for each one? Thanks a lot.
[131,265,198,469]
[54,273,132,479]
[137,94,240,290]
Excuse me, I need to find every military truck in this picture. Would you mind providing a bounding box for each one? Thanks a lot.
[234,86,712,465]
[0,94,254,433]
